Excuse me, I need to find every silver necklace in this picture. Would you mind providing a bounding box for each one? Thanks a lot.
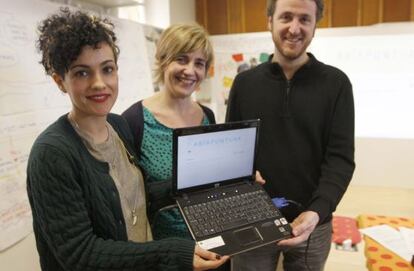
[115,135,139,226]
[68,113,139,226]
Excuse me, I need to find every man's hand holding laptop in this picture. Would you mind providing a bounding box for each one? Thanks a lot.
[255,170,266,185]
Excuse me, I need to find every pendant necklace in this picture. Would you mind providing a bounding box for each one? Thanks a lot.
[116,132,139,226]
[68,113,139,226]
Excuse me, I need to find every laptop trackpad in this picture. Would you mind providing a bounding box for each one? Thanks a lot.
[233,227,262,246]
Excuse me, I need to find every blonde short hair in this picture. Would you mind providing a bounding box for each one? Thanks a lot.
[154,24,214,84]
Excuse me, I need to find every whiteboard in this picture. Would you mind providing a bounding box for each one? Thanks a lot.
[206,23,414,139]
[0,0,153,250]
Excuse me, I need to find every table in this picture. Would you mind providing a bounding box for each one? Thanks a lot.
[358,214,414,271]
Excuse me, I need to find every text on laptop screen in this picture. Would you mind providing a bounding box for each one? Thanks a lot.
[177,127,256,190]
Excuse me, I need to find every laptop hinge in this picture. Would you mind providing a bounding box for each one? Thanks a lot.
[183,193,189,200]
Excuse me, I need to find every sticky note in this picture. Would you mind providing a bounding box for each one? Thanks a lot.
[232,53,244,62]
[222,76,234,88]
[259,52,270,63]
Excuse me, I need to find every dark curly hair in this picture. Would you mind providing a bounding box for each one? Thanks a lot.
[36,7,120,78]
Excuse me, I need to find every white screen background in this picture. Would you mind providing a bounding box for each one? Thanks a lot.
[177,127,256,189]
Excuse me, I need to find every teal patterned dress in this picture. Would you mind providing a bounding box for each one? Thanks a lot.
[140,106,210,240]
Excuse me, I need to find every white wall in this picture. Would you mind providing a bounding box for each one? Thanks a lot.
[117,0,196,28]
[145,0,196,28]
[170,0,196,24]
[145,0,170,28]
[354,138,414,188]
[0,234,40,271]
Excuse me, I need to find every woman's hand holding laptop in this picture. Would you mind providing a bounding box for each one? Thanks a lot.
[193,245,230,271]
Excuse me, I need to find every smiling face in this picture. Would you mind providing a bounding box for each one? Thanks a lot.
[268,0,317,64]
[163,48,207,99]
[53,42,118,119]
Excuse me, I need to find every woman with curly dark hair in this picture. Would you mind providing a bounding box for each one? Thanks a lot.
[27,7,228,271]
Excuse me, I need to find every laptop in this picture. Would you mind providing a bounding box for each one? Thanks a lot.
[172,119,292,256]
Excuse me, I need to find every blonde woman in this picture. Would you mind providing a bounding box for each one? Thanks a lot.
[123,24,216,240]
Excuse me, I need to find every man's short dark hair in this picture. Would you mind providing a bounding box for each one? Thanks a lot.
[266,0,324,22]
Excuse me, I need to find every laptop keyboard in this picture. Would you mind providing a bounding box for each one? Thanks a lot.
[183,189,282,238]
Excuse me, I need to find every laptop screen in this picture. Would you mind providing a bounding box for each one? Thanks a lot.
[176,125,257,190]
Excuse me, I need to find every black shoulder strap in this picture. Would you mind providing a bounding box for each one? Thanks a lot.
[122,101,215,158]
[199,104,216,124]
[121,100,144,159]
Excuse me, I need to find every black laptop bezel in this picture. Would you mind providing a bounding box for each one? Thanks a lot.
[172,119,260,196]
